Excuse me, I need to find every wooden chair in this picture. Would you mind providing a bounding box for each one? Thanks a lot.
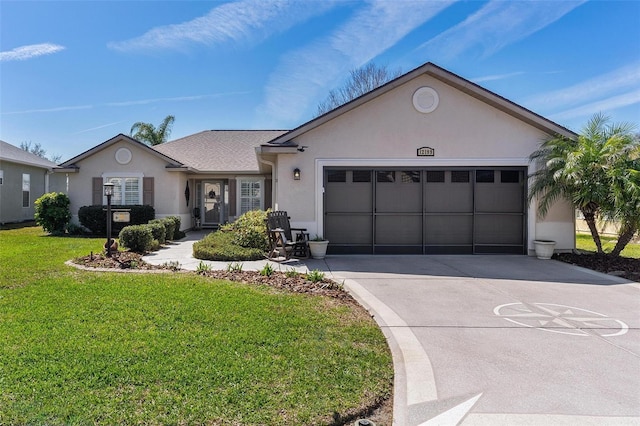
[265,211,309,260]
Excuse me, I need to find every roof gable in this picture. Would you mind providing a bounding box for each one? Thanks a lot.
[267,62,577,146]
[59,133,184,168]
[0,140,59,169]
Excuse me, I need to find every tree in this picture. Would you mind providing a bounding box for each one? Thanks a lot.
[130,115,175,146]
[20,141,61,163]
[316,63,402,116]
[528,113,639,256]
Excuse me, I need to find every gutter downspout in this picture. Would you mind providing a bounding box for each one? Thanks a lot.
[258,157,277,211]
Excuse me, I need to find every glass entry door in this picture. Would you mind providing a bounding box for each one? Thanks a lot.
[202,181,225,227]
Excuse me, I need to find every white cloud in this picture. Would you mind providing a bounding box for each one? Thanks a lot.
[0,43,65,62]
[525,61,640,110]
[259,0,455,124]
[1,105,91,115]
[472,71,525,83]
[418,0,585,60]
[105,91,250,107]
[108,0,338,52]
[73,121,125,135]
[552,89,640,121]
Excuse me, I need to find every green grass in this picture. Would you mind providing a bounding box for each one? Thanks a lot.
[0,227,392,425]
[576,233,640,258]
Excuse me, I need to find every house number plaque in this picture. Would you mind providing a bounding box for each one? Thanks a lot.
[417,147,435,157]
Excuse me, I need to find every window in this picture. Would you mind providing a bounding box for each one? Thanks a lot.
[327,170,346,182]
[427,171,445,183]
[451,171,470,183]
[22,174,30,207]
[501,170,520,183]
[476,170,494,183]
[104,173,143,205]
[0,170,3,185]
[352,170,371,183]
[237,178,263,215]
[377,171,395,183]
[401,171,420,183]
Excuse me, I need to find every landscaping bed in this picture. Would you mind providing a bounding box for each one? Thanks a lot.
[554,252,640,282]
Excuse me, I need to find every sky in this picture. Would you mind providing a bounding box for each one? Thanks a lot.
[1,0,639,163]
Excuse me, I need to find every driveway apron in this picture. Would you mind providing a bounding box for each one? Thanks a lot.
[321,255,640,426]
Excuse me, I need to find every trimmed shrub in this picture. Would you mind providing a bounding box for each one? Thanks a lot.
[220,209,269,250]
[166,216,182,239]
[193,231,265,261]
[34,192,72,235]
[78,205,155,235]
[118,225,153,253]
[150,218,175,242]
[146,221,166,244]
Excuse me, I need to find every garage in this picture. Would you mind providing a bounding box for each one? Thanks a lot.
[324,167,527,255]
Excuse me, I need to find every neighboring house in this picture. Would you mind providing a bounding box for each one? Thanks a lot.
[57,62,577,255]
[0,140,66,224]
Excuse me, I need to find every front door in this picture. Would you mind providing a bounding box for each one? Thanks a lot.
[202,181,225,227]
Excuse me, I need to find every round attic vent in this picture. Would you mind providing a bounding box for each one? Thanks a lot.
[115,147,132,165]
[412,87,439,113]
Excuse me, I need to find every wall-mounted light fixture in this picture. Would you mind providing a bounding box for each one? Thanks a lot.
[293,168,301,180]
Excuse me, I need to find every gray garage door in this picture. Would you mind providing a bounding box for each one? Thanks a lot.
[324,168,526,255]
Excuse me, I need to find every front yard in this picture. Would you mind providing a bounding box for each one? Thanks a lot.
[0,226,393,425]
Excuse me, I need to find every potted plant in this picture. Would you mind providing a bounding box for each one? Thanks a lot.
[533,239,556,259]
[308,235,329,259]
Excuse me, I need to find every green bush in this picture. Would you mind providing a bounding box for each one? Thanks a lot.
[150,218,175,242]
[220,209,269,250]
[78,205,155,235]
[166,216,182,239]
[146,221,166,244]
[193,231,265,261]
[118,225,153,253]
[34,192,72,235]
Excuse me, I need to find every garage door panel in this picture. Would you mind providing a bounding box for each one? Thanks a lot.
[375,215,422,245]
[474,214,523,245]
[325,183,372,213]
[376,171,422,213]
[424,215,473,245]
[425,184,472,213]
[325,214,372,245]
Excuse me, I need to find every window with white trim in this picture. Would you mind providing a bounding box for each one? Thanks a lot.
[22,173,30,207]
[236,178,264,215]
[0,170,4,185]
[104,173,143,205]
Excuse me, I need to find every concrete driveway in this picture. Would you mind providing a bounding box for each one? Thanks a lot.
[320,255,640,426]
[144,234,639,425]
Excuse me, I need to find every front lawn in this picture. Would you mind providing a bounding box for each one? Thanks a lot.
[0,227,393,425]
[575,232,640,258]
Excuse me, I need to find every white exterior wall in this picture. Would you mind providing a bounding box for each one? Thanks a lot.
[274,74,575,252]
[66,139,186,228]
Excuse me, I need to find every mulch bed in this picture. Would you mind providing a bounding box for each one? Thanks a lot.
[554,252,640,282]
[73,252,357,303]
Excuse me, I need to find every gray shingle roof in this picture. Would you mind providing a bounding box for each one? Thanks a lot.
[153,130,287,172]
[0,140,59,168]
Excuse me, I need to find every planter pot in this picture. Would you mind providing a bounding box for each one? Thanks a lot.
[534,240,556,260]
[308,240,329,259]
[104,240,118,254]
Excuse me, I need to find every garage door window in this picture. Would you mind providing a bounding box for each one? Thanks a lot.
[476,170,494,183]
[352,170,371,182]
[402,171,420,183]
[451,171,470,183]
[427,171,445,182]
[327,170,347,182]
[377,171,395,183]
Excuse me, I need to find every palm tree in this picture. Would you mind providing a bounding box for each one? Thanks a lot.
[130,115,175,146]
[528,113,638,255]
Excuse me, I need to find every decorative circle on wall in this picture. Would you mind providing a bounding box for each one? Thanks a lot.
[115,148,132,165]
[412,87,439,113]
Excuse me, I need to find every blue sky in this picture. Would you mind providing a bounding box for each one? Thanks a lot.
[1,0,639,162]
